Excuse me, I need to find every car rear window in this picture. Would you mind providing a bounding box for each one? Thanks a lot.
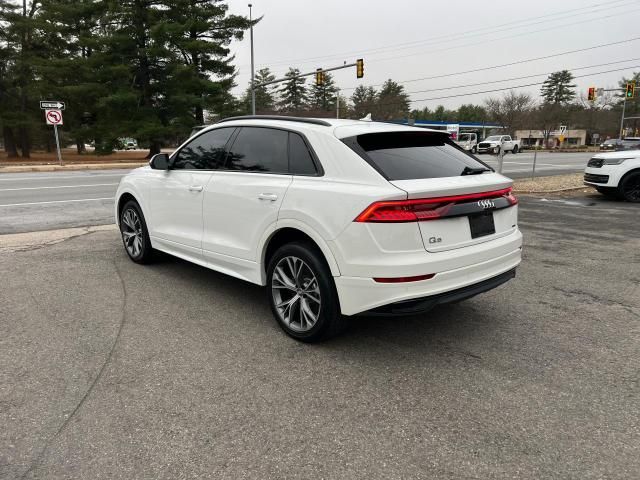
[346,131,491,180]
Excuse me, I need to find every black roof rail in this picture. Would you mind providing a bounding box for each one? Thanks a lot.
[216,115,332,127]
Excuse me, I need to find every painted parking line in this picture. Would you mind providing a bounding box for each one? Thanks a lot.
[0,197,114,207]
[0,183,119,192]
[0,174,126,181]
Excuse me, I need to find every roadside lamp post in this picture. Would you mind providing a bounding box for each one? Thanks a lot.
[249,4,256,115]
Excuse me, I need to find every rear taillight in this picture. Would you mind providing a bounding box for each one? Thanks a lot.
[355,187,517,223]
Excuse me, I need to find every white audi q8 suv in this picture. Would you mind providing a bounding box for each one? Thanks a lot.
[116,116,522,341]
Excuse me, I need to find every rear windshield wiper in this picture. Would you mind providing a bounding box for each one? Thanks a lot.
[461,166,491,175]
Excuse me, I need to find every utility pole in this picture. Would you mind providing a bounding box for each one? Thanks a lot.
[249,4,256,115]
[336,89,340,119]
[619,95,627,140]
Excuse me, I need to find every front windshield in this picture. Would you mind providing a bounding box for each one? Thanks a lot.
[458,134,470,142]
[485,136,502,141]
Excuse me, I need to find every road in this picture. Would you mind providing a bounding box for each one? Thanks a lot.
[1,195,638,479]
[0,152,592,234]
[0,170,129,234]
[478,151,592,177]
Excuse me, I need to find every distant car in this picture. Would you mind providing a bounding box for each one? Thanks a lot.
[477,135,521,154]
[455,133,478,154]
[584,150,640,202]
[621,137,640,150]
[124,141,137,150]
[599,138,623,151]
[115,116,522,341]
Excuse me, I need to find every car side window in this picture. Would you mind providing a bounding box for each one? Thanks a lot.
[225,127,288,173]
[289,132,318,175]
[172,128,235,170]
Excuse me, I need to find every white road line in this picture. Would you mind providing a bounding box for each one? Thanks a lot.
[0,197,114,207]
[0,174,127,181]
[0,183,118,192]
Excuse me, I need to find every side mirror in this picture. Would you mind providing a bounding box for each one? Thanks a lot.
[150,153,170,170]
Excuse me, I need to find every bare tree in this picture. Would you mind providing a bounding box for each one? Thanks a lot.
[484,90,534,136]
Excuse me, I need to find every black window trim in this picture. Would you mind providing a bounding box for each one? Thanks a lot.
[341,131,493,181]
[221,125,324,177]
[169,126,238,171]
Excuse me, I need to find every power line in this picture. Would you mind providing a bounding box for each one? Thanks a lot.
[339,36,640,92]
[371,65,638,109]
[242,0,634,71]
[402,58,640,96]
[358,8,640,68]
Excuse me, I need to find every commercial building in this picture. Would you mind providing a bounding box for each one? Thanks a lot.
[514,129,587,148]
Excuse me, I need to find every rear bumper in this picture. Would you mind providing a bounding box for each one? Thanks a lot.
[335,245,521,315]
[361,268,516,316]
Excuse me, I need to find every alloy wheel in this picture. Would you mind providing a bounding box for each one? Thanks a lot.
[271,256,321,332]
[121,208,144,257]
[622,175,640,202]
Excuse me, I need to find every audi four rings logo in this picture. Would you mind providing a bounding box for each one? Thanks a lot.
[478,199,495,209]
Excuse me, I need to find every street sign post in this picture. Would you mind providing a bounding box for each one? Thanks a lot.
[45,109,64,166]
[40,100,65,110]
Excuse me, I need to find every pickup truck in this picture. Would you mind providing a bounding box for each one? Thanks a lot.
[454,133,478,154]
[477,135,521,154]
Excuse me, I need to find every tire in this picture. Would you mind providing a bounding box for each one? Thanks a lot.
[618,171,640,203]
[493,146,500,155]
[119,200,154,263]
[266,242,344,342]
[471,146,477,154]
[596,186,621,199]
[512,145,518,154]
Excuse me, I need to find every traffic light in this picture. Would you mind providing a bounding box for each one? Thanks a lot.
[315,68,324,86]
[356,58,364,79]
[587,87,596,102]
[626,82,635,98]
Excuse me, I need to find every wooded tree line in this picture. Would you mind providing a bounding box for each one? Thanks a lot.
[243,67,639,143]
[0,0,252,158]
[408,69,640,142]
[2,0,638,160]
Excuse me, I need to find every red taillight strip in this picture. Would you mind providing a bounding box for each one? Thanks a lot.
[373,273,436,283]
[355,187,517,223]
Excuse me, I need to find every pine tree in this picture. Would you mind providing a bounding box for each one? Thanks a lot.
[0,0,42,158]
[160,0,253,125]
[36,0,108,153]
[0,0,20,157]
[351,85,377,118]
[540,70,576,105]
[377,79,410,120]
[309,71,338,111]
[278,68,308,113]
[241,68,277,113]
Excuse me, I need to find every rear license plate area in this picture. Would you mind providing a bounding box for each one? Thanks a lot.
[469,212,496,239]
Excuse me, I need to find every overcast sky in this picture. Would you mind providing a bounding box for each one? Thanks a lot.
[226,0,640,111]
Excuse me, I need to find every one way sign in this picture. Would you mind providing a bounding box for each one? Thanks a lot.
[40,100,65,110]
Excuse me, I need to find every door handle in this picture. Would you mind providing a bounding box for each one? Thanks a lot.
[189,185,203,192]
[258,193,278,202]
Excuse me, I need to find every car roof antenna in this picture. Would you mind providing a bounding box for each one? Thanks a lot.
[359,113,372,122]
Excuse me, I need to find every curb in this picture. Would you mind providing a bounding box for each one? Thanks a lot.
[0,162,147,173]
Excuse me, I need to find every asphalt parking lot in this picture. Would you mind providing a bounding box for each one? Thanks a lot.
[1,195,639,479]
